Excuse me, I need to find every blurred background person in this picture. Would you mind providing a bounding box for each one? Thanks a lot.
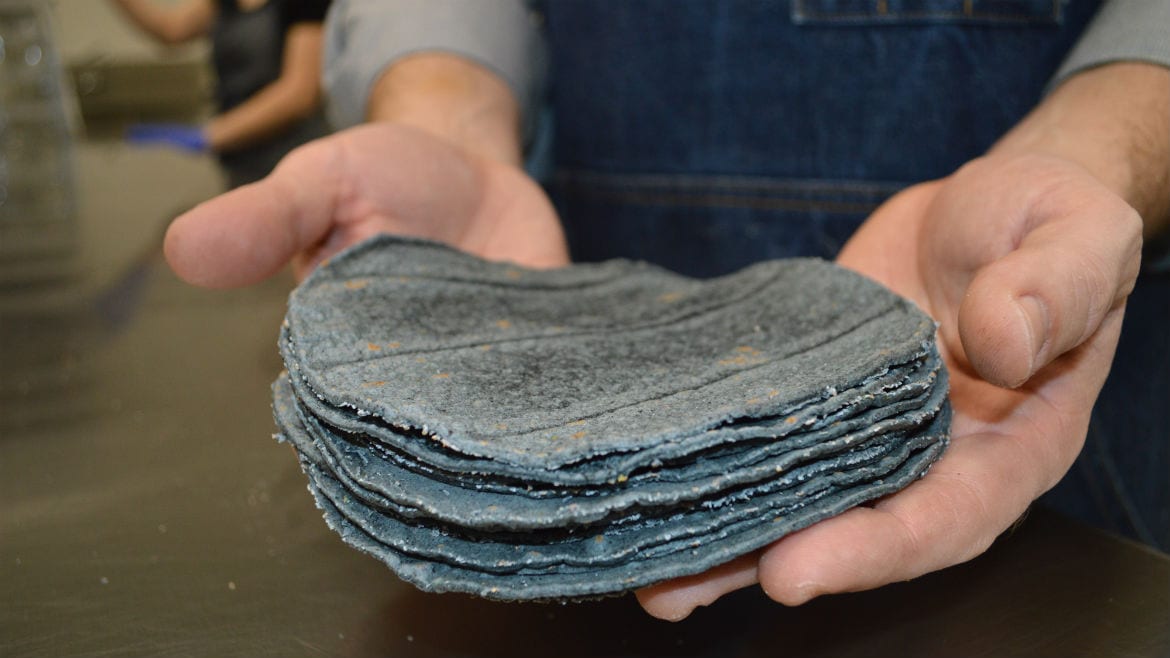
[111,0,331,187]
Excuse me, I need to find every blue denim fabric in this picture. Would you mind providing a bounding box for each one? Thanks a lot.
[541,0,1169,550]
[1043,271,1170,549]
[545,0,1099,269]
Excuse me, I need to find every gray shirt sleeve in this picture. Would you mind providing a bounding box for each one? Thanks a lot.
[1052,0,1170,87]
[321,1,1167,132]
[322,0,545,134]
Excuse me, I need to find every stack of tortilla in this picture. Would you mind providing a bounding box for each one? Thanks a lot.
[273,236,950,601]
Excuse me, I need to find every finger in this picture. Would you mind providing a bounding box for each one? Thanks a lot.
[757,434,1037,606]
[163,139,342,288]
[957,190,1141,388]
[756,309,1122,605]
[635,552,760,621]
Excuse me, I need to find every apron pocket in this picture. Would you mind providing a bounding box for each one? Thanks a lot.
[552,169,906,277]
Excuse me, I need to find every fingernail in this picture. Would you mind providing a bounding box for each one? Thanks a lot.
[761,580,821,607]
[653,601,695,622]
[787,581,821,606]
[1015,295,1049,373]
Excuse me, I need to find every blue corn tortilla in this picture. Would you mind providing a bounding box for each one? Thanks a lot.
[272,235,952,600]
[284,340,941,486]
[274,372,948,530]
[295,431,948,600]
[283,395,947,576]
[303,437,923,574]
[282,236,938,468]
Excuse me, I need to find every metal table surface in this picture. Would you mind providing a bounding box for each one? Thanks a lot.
[2,146,1169,658]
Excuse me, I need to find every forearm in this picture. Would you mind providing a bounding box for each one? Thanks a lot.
[992,62,1170,238]
[110,0,213,44]
[205,79,320,152]
[366,54,524,168]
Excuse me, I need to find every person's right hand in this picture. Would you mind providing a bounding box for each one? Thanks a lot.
[164,122,569,288]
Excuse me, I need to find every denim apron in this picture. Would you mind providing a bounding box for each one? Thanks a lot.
[542,0,1169,549]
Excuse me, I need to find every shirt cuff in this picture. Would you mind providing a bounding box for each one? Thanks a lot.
[322,0,546,139]
[1051,0,1170,88]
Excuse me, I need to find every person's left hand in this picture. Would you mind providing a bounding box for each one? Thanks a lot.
[636,152,1142,620]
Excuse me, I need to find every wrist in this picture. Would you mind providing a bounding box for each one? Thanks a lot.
[992,62,1170,237]
[366,53,523,167]
[197,124,216,152]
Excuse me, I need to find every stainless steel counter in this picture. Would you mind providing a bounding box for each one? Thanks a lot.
[2,145,1168,658]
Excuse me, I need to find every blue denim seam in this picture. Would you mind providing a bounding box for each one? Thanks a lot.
[559,190,884,215]
[791,0,1061,24]
[555,171,904,214]
[557,170,909,195]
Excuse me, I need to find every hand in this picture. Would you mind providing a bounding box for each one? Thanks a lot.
[636,152,1142,620]
[126,123,209,153]
[164,122,568,287]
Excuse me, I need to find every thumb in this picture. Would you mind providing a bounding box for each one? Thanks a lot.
[957,183,1141,388]
[164,137,341,288]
